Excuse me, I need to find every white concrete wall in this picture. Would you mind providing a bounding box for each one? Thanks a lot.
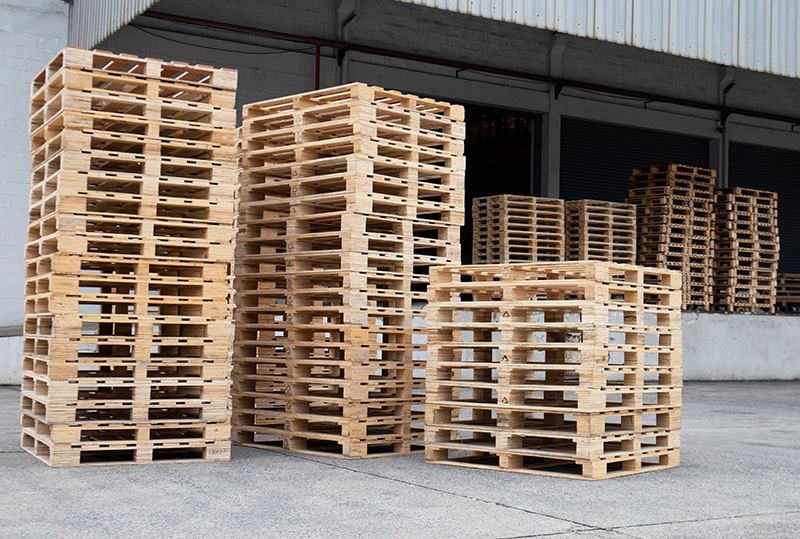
[0,337,22,384]
[0,0,69,384]
[683,313,800,381]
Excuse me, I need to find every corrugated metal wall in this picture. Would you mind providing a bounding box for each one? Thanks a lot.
[396,0,800,78]
[560,118,711,203]
[69,0,160,49]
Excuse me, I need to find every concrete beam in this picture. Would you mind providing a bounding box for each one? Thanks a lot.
[716,66,736,187]
[541,94,561,198]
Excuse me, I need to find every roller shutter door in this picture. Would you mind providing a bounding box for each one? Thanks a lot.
[729,142,800,273]
[560,118,711,203]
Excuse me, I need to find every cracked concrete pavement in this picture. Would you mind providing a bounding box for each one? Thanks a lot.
[1,382,799,538]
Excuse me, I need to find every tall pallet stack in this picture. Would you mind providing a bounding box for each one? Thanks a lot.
[565,200,636,264]
[232,83,465,457]
[626,164,715,310]
[22,47,238,467]
[472,195,564,263]
[425,261,683,480]
[711,188,779,312]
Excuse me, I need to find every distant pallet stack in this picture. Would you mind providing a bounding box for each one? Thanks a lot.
[711,188,779,313]
[22,47,238,467]
[626,164,716,310]
[232,83,465,458]
[425,261,683,480]
[776,273,800,312]
[472,195,564,263]
[565,200,636,264]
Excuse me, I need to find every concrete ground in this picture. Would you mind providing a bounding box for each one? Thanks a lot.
[1,382,798,539]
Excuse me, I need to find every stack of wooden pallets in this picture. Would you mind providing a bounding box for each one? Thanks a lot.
[776,273,800,312]
[425,261,683,480]
[232,83,465,457]
[21,47,238,467]
[472,195,564,263]
[565,200,636,264]
[626,164,715,310]
[711,187,779,312]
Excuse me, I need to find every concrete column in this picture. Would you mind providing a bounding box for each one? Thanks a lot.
[709,137,725,188]
[335,0,358,85]
[541,33,567,199]
[541,94,562,198]
[716,66,736,188]
[719,131,730,188]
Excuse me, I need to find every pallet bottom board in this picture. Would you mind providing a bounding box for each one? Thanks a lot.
[234,439,424,459]
[21,431,230,467]
[233,429,423,459]
[425,448,679,480]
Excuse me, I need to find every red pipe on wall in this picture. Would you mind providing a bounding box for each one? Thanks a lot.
[314,43,321,90]
[140,10,800,127]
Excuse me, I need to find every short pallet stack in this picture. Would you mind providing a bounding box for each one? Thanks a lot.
[565,200,636,264]
[472,195,564,263]
[232,83,465,458]
[425,261,682,480]
[22,47,238,467]
[776,274,800,312]
[712,188,779,313]
[626,164,715,310]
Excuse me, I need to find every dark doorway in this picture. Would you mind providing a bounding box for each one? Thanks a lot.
[464,107,539,262]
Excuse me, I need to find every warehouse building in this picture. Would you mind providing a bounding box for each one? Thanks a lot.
[1,0,799,383]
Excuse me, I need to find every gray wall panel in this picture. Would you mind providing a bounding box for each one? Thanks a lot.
[69,0,160,48]
[397,0,800,78]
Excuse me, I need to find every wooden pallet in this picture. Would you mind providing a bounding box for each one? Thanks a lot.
[33,46,237,90]
[565,199,636,264]
[30,94,236,136]
[631,163,716,181]
[22,47,237,467]
[21,411,230,467]
[472,195,565,264]
[242,82,463,123]
[424,261,682,480]
[31,125,236,168]
[711,187,779,313]
[244,116,463,160]
[30,51,237,143]
[240,173,464,225]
